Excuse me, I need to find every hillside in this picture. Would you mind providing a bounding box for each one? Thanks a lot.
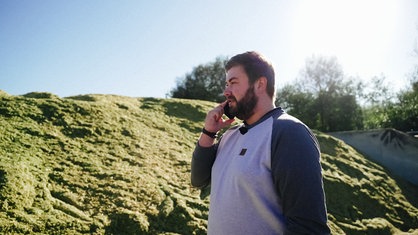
[0,91,417,234]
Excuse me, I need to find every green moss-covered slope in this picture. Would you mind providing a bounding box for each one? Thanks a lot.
[0,91,417,234]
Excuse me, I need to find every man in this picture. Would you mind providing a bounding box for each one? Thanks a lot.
[191,51,330,234]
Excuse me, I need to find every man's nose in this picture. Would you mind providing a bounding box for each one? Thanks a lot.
[223,88,231,97]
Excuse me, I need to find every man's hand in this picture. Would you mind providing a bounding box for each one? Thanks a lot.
[204,101,235,132]
[199,101,235,147]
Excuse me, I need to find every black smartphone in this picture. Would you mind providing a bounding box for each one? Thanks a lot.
[223,104,235,119]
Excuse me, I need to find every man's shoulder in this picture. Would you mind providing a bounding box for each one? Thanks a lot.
[272,112,312,135]
[274,112,303,125]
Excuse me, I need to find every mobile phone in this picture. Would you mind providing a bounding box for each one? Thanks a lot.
[223,104,235,119]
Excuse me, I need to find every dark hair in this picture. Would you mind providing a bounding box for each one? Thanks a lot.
[225,51,275,98]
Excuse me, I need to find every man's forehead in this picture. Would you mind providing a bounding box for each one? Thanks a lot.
[225,65,245,81]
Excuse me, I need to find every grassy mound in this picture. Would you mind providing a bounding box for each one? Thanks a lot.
[318,132,418,234]
[0,91,417,234]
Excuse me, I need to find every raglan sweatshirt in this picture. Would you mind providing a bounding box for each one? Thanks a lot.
[191,108,330,235]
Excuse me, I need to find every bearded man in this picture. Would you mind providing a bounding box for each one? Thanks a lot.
[191,51,330,235]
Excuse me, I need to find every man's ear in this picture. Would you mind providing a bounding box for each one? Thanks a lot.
[255,77,268,93]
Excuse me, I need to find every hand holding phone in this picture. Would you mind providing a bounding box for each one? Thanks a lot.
[223,103,235,119]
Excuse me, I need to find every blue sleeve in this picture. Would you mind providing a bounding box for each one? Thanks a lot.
[190,142,218,188]
[271,117,330,234]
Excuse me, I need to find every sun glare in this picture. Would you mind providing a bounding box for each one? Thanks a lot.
[289,0,399,77]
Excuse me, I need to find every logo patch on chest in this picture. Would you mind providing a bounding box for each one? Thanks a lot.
[239,148,247,156]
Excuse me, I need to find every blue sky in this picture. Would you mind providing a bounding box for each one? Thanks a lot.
[1,0,418,98]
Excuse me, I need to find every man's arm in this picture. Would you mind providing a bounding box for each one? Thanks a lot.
[191,101,234,188]
[190,140,218,188]
[271,119,330,234]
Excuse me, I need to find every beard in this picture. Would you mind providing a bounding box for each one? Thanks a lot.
[229,84,258,120]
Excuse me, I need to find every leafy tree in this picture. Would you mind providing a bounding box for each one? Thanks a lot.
[360,75,395,105]
[277,55,363,132]
[361,41,418,132]
[276,84,318,128]
[385,33,418,131]
[386,69,418,131]
[299,55,344,94]
[169,57,228,102]
[360,75,395,130]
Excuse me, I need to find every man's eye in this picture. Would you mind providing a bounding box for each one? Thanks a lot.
[225,81,236,88]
